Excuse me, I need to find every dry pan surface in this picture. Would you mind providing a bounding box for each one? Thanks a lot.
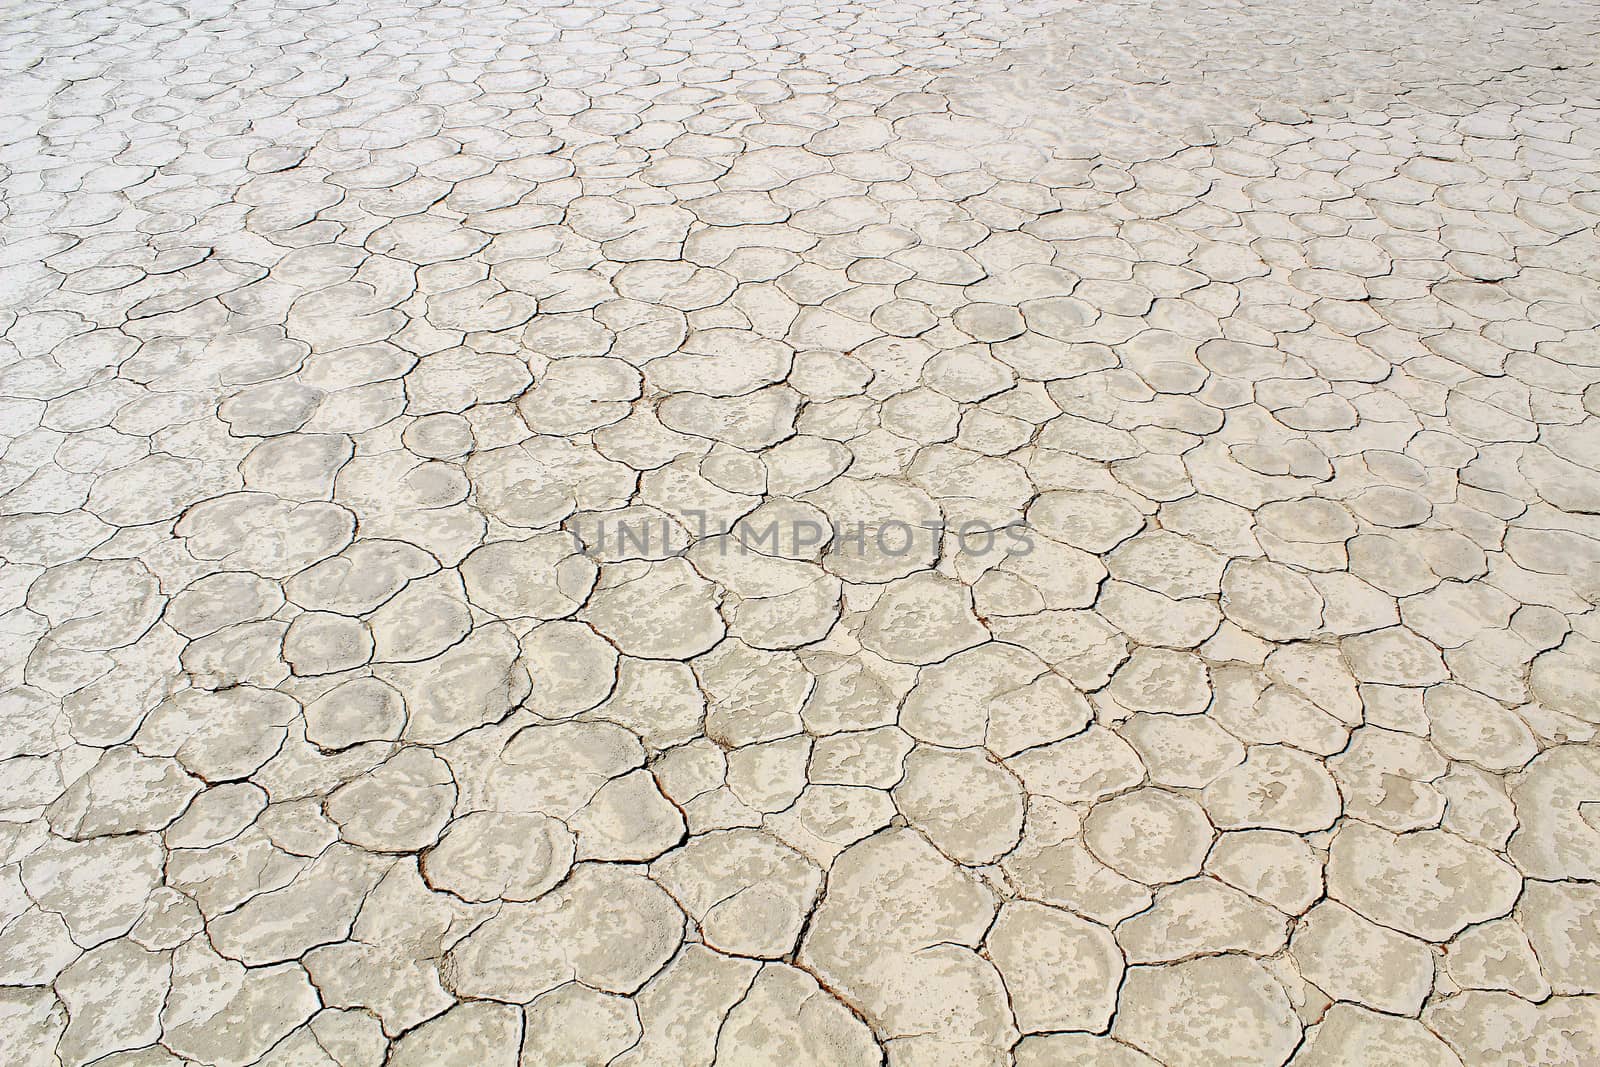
[2,0,1600,1064]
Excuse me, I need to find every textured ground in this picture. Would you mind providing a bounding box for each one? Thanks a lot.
[2,0,1600,1063]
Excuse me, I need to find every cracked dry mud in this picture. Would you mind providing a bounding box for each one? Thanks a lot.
[2,0,1600,1064]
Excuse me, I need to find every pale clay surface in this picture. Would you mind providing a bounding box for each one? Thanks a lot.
[1,0,1599,1063]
